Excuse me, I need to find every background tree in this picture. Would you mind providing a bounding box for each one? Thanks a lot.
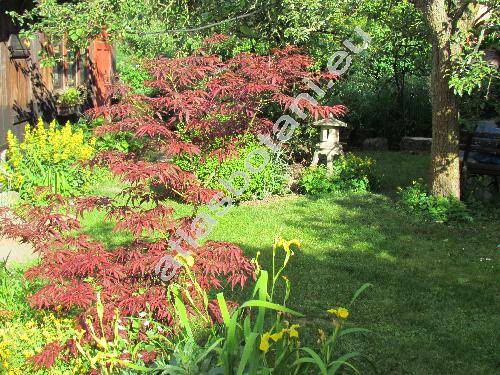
[359,1,430,133]
[412,0,498,198]
[328,0,431,145]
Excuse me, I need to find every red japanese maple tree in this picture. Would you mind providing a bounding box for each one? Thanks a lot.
[0,36,346,367]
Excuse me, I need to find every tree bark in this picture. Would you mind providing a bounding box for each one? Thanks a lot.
[418,0,461,198]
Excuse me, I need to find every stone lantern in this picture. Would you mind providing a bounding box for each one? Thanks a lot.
[311,117,348,172]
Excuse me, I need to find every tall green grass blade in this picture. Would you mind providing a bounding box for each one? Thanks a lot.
[338,328,372,337]
[331,361,360,374]
[216,293,230,327]
[243,315,251,337]
[253,270,268,333]
[236,332,258,375]
[195,338,223,364]
[294,347,328,375]
[173,289,193,340]
[349,283,372,306]
[328,351,362,374]
[239,300,304,317]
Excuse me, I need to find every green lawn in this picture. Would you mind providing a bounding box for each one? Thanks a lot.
[359,151,430,195]
[207,192,499,373]
[4,151,498,374]
[81,151,499,373]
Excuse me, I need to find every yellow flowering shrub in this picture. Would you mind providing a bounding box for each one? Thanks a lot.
[0,118,96,200]
[0,313,87,374]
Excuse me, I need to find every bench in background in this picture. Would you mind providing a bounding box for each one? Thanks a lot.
[460,120,500,191]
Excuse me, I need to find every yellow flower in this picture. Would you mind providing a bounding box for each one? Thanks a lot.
[288,324,300,338]
[284,239,300,252]
[2,118,96,198]
[42,329,51,340]
[175,253,195,267]
[6,131,17,149]
[80,145,94,160]
[0,340,11,349]
[274,237,301,255]
[253,251,262,273]
[273,237,285,252]
[317,328,326,343]
[75,328,86,341]
[337,307,349,319]
[259,332,271,352]
[19,333,29,341]
[327,307,349,319]
[269,329,285,342]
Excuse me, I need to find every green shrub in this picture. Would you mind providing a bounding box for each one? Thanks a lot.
[398,181,472,222]
[332,73,432,146]
[299,153,377,195]
[0,265,41,321]
[175,140,290,202]
[116,48,153,95]
[56,86,85,107]
[0,264,86,374]
[75,117,139,154]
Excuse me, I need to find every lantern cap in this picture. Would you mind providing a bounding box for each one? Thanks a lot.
[313,117,348,128]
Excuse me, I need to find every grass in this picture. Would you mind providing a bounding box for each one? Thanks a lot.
[207,192,498,374]
[0,262,43,321]
[2,151,499,374]
[358,151,430,196]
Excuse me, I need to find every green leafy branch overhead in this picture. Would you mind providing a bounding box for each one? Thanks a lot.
[8,0,192,63]
[447,0,499,97]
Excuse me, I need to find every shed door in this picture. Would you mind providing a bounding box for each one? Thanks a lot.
[90,39,114,106]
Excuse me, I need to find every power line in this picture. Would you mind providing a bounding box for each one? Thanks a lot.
[135,7,261,35]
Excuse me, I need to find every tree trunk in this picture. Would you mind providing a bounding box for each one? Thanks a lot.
[421,0,461,198]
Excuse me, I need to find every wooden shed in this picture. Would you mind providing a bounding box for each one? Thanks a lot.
[0,1,114,149]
